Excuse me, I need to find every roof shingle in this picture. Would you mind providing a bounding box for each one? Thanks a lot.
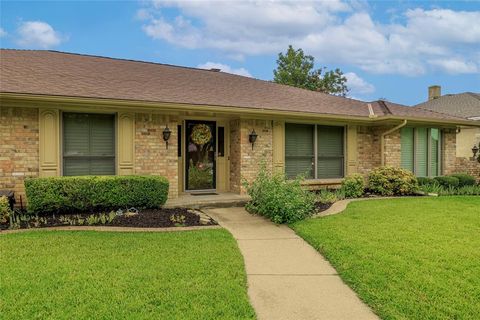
[0,49,471,123]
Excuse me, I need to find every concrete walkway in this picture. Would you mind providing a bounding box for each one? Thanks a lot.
[204,207,378,320]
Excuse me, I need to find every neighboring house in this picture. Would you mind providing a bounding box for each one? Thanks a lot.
[1,50,479,202]
[416,86,480,178]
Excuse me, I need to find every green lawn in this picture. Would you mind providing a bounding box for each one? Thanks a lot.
[0,229,255,320]
[292,196,480,320]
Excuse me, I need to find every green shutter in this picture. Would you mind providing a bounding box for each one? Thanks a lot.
[400,127,414,172]
[317,126,344,178]
[429,128,440,176]
[63,113,115,176]
[416,128,428,177]
[285,123,314,178]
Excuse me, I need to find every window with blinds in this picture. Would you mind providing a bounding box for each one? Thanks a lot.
[400,127,441,177]
[63,113,115,176]
[285,123,344,179]
[285,123,314,179]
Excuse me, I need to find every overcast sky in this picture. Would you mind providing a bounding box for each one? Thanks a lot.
[1,0,479,105]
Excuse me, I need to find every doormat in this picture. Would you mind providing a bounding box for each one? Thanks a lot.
[191,193,218,196]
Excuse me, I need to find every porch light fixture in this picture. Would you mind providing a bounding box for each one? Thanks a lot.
[163,125,172,149]
[249,129,258,150]
[472,143,480,162]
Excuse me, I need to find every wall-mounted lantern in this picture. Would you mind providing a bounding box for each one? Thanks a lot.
[472,143,480,162]
[163,125,172,149]
[249,129,258,150]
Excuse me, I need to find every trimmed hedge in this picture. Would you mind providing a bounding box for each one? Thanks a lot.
[417,177,437,186]
[449,173,476,187]
[25,175,169,214]
[434,176,459,188]
[368,166,418,196]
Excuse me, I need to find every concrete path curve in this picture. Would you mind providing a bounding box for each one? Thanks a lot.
[204,207,378,320]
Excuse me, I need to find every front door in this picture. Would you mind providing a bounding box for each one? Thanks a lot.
[185,120,216,191]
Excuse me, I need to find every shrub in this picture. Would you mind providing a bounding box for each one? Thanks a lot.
[367,166,418,196]
[244,163,315,224]
[25,175,169,214]
[417,177,437,186]
[434,176,459,188]
[316,189,338,205]
[341,174,365,198]
[0,196,13,224]
[449,173,476,187]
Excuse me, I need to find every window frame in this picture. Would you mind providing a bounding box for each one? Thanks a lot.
[61,111,117,176]
[285,122,345,180]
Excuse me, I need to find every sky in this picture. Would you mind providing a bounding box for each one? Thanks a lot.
[0,0,479,105]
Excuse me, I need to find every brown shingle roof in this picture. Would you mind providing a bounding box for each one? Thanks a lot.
[0,49,470,123]
[415,92,480,119]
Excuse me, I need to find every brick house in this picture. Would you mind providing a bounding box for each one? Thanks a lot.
[416,86,480,179]
[1,50,479,203]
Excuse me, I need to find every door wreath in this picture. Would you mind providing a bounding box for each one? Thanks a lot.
[190,124,212,145]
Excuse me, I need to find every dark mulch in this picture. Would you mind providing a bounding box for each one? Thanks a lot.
[0,208,217,231]
[314,202,332,212]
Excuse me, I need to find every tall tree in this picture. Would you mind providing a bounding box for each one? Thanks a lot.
[273,45,349,96]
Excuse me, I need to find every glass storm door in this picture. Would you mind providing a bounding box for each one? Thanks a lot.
[185,120,216,191]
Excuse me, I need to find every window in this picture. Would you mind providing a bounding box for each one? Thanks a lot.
[63,113,115,176]
[285,123,344,179]
[400,127,441,177]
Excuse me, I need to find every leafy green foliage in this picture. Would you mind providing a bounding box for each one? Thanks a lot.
[417,176,436,186]
[367,166,418,196]
[340,174,365,198]
[434,176,459,188]
[244,162,315,224]
[273,45,349,96]
[24,175,169,214]
[449,173,476,187]
[0,196,13,224]
[292,197,480,320]
[419,184,480,196]
[0,230,255,319]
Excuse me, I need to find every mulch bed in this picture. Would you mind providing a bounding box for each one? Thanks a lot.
[0,208,217,231]
[314,202,333,212]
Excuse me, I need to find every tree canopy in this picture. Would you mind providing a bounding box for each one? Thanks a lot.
[273,45,349,96]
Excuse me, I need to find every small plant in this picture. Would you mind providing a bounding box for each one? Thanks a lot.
[434,176,459,188]
[86,214,99,226]
[368,166,418,196]
[170,214,186,226]
[107,211,116,223]
[340,174,365,198]
[448,173,476,187]
[315,189,338,205]
[99,213,107,225]
[417,177,437,186]
[0,196,13,224]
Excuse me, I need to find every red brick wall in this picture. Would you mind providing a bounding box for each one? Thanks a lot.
[0,107,39,206]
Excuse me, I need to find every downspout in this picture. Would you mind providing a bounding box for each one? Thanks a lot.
[381,119,408,166]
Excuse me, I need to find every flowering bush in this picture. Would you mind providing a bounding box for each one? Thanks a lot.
[368,166,418,196]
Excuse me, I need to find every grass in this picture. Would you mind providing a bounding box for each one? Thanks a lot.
[0,229,255,320]
[291,196,480,320]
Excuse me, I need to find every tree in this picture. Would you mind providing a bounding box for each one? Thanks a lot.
[273,45,349,96]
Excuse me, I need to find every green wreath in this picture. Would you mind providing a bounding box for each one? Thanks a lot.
[191,124,212,145]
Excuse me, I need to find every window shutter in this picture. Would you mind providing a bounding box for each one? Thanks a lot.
[317,126,344,178]
[285,123,314,178]
[416,128,428,177]
[400,127,414,172]
[429,128,440,176]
